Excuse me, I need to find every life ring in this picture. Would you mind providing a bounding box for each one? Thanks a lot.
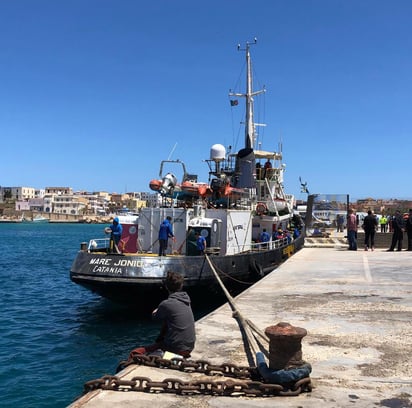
[256,202,268,215]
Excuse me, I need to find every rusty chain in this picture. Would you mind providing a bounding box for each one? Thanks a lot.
[118,354,256,379]
[84,355,312,398]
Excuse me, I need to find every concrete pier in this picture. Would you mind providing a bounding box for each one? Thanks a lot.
[70,247,412,408]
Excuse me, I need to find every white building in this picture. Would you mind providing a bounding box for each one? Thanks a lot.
[74,191,110,215]
[29,198,45,212]
[0,186,36,202]
[45,186,73,195]
[44,193,86,215]
[34,189,45,198]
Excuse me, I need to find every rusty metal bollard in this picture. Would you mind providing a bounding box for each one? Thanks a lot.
[264,322,307,370]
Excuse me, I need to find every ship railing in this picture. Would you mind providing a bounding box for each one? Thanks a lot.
[271,237,290,249]
[88,238,110,251]
[251,236,290,252]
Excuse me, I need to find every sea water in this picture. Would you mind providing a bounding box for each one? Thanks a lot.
[0,223,209,408]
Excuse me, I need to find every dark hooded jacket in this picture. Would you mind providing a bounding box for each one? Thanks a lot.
[152,291,195,353]
[363,213,378,232]
[109,217,123,243]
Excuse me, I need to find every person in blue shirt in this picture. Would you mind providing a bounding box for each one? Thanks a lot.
[285,230,292,244]
[106,217,123,253]
[195,232,207,255]
[259,229,270,248]
[293,227,300,239]
[158,216,175,256]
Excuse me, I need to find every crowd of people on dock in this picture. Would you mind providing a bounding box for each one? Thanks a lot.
[347,208,412,252]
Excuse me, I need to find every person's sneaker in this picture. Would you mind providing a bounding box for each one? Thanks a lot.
[364,246,368,251]
[371,246,375,251]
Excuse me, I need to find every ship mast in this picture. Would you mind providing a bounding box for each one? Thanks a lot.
[232,38,266,150]
[244,39,255,150]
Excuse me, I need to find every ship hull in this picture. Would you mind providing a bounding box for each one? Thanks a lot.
[70,234,304,310]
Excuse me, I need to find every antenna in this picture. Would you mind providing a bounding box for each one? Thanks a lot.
[237,37,258,51]
[167,143,178,160]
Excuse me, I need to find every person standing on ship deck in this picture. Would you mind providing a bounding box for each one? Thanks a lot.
[263,159,272,178]
[158,216,175,256]
[106,217,123,253]
[259,228,270,248]
[195,232,207,255]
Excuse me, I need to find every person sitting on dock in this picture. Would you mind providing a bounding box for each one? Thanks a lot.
[128,271,196,359]
[312,227,323,237]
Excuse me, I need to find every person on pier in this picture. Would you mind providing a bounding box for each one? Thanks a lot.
[347,209,358,251]
[362,210,378,251]
[387,210,405,251]
[127,271,196,359]
[406,209,412,251]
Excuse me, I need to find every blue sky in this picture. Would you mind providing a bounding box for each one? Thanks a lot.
[1,0,411,200]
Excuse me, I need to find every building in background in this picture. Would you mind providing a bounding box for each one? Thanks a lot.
[0,186,36,203]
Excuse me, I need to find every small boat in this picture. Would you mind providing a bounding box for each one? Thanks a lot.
[70,40,305,311]
[181,180,211,198]
[32,215,49,223]
[21,214,49,223]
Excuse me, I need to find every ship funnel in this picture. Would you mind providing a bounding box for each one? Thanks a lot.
[235,147,255,188]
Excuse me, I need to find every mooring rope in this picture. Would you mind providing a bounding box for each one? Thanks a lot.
[204,254,268,364]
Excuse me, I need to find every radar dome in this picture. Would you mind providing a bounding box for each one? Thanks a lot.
[210,144,226,162]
